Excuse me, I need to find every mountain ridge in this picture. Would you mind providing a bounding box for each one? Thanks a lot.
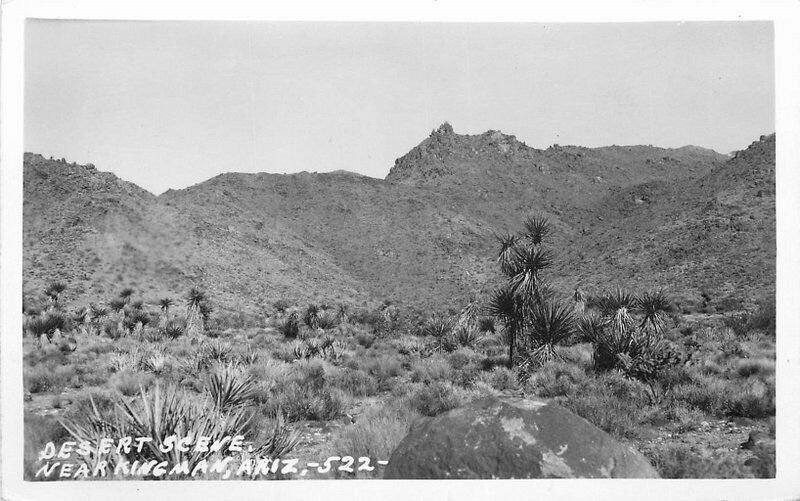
[22,126,775,314]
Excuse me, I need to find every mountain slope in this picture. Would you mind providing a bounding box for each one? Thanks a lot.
[22,126,774,313]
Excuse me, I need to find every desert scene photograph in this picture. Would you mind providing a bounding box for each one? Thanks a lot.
[16,19,778,482]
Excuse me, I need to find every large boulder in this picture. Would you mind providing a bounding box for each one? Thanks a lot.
[383,396,659,479]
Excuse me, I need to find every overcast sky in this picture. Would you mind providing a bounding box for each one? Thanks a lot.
[24,21,774,194]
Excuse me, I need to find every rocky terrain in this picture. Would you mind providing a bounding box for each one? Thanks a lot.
[23,124,775,313]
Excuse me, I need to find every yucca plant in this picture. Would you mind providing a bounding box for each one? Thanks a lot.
[523,300,576,365]
[185,288,207,337]
[454,326,482,348]
[203,340,233,363]
[456,297,481,332]
[206,371,258,411]
[118,288,135,302]
[89,303,108,322]
[477,316,496,334]
[60,383,276,477]
[522,215,551,247]
[279,312,301,339]
[160,319,186,340]
[336,304,349,325]
[123,309,152,333]
[507,246,553,300]
[158,297,173,313]
[25,312,67,344]
[44,281,67,305]
[495,232,520,276]
[418,313,451,338]
[108,298,127,315]
[186,288,206,308]
[71,307,88,326]
[636,289,673,334]
[304,304,321,329]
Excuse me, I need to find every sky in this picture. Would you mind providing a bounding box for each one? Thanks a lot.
[24,21,775,195]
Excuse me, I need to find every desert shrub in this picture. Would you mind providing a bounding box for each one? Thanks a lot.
[324,403,419,478]
[110,371,154,397]
[447,348,480,370]
[479,354,509,371]
[272,299,291,314]
[477,366,519,391]
[723,297,776,337]
[553,372,649,440]
[24,412,73,480]
[327,368,379,397]
[279,312,301,339]
[735,358,775,378]
[451,363,481,389]
[355,332,375,348]
[349,308,385,329]
[671,376,731,416]
[294,359,328,390]
[360,355,403,390]
[409,381,461,417]
[24,365,75,394]
[727,377,775,418]
[645,443,754,478]
[410,356,451,384]
[267,381,346,422]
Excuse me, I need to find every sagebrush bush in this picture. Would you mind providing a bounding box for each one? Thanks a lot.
[410,356,451,384]
[327,368,379,397]
[24,365,74,394]
[324,403,419,478]
[477,366,518,391]
[110,371,154,397]
[409,381,461,416]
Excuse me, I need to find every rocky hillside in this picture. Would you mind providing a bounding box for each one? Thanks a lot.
[23,126,774,313]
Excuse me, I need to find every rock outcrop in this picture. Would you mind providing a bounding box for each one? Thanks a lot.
[383,396,659,479]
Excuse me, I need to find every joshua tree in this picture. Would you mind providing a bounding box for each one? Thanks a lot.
[485,215,568,368]
[485,285,530,366]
